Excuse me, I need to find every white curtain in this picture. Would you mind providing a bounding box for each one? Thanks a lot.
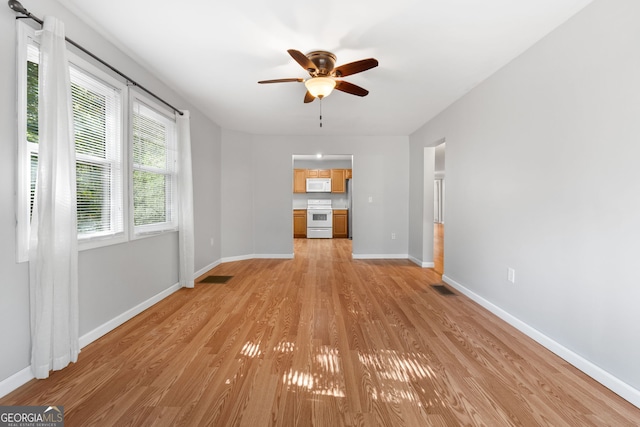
[177,111,195,288]
[29,16,79,379]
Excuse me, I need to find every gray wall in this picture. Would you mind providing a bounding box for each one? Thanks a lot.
[0,0,221,385]
[409,0,640,395]
[191,109,222,273]
[220,130,255,259]
[221,134,410,258]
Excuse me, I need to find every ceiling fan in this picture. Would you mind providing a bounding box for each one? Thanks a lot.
[258,49,378,103]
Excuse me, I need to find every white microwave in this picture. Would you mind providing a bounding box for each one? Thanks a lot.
[306,178,332,193]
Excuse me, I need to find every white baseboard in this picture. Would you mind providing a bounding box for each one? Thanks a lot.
[194,259,221,278]
[221,253,294,263]
[0,367,34,399]
[442,275,640,409]
[408,255,434,268]
[220,254,254,263]
[0,282,182,399]
[352,253,409,260]
[79,282,181,348]
[254,253,294,259]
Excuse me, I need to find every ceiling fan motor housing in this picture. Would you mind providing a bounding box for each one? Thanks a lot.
[307,51,337,76]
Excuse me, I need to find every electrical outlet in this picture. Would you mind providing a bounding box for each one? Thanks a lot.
[391,233,396,240]
[507,268,516,284]
[210,237,214,247]
[368,196,373,203]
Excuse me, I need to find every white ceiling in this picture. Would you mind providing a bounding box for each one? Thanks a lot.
[57,0,593,136]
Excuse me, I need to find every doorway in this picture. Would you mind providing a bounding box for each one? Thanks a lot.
[433,142,445,274]
[291,154,354,254]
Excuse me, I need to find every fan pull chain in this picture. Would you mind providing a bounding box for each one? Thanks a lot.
[319,98,323,128]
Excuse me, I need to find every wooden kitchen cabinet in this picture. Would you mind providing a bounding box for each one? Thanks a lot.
[293,169,307,193]
[331,169,346,193]
[306,169,331,178]
[293,209,307,238]
[294,168,351,194]
[333,209,348,238]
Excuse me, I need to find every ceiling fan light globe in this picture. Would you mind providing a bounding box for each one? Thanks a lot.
[305,77,336,99]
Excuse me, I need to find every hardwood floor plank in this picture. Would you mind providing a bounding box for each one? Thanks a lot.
[1,238,639,426]
[434,223,444,274]
[121,406,180,427]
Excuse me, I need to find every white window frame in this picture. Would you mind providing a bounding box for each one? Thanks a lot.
[129,90,179,237]
[15,21,128,262]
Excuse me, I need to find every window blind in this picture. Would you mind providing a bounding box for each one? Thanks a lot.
[24,40,124,241]
[70,64,124,239]
[132,98,177,233]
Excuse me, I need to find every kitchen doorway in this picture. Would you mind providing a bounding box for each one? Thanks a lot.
[291,154,354,254]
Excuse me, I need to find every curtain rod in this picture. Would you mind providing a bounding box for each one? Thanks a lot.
[8,0,184,116]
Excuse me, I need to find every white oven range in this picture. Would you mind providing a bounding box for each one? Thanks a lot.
[307,199,333,238]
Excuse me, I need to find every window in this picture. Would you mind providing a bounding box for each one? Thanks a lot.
[71,65,124,238]
[16,22,181,261]
[16,22,125,261]
[131,94,178,235]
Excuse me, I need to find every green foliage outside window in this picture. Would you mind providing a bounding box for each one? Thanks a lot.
[132,109,171,227]
[133,113,167,169]
[26,61,38,143]
[27,60,111,234]
[133,170,167,226]
[26,52,172,235]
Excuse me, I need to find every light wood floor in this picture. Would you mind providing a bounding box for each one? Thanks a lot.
[434,223,444,275]
[2,239,639,426]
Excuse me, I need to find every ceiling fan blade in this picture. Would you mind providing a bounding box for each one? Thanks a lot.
[304,91,315,103]
[288,49,317,73]
[258,78,304,84]
[334,80,369,97]
[333,58,378,77]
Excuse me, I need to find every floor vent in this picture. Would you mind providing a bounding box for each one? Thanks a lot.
[200,275,233,284]
[431,284,456,296]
